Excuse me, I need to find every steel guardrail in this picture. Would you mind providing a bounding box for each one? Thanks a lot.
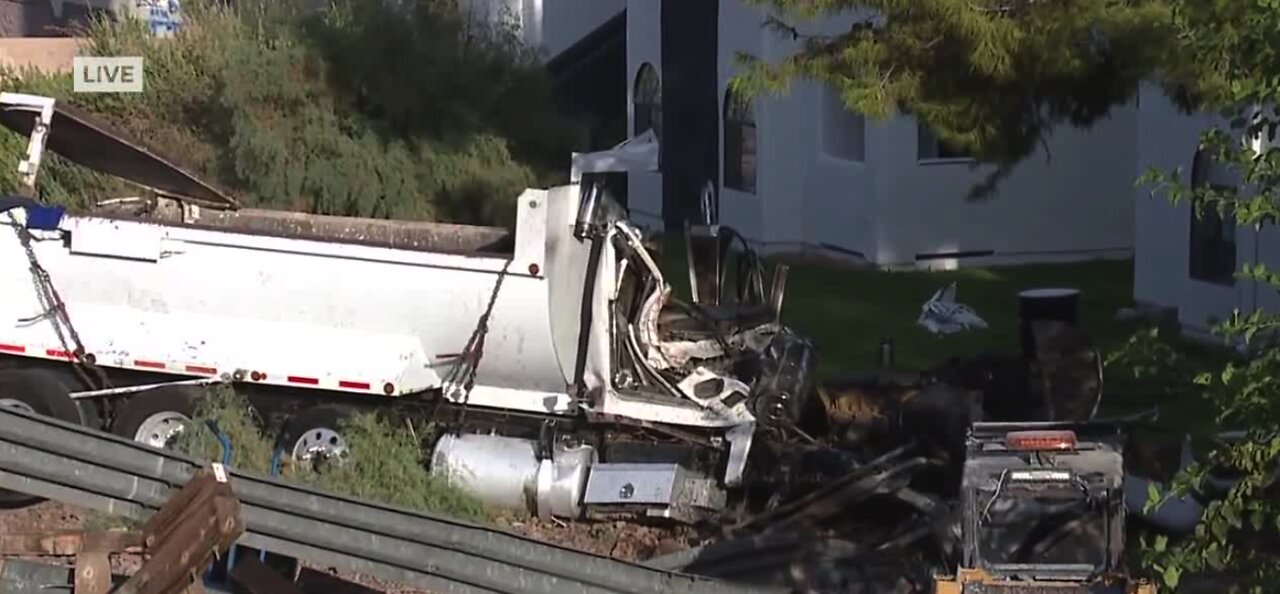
[0,406,782,594]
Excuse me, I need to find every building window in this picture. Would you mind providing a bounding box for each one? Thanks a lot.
[633,63,662,141]
[822,86,865,162]
[1188,148,1237,285]
[724,88,757,193]
[917,123,972,161]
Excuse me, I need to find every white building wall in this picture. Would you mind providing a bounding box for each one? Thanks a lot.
[1132,84,1280,336]
[717,3,881,257]
[800,80,883,261]
[625,0,662,230]
[624,0,1137,268]
[1253,228,1280,321]
[775,10,880,260]
[874,106,1137,268]
[717,0,769,244]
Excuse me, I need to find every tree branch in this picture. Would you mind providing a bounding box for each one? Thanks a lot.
[879,64,897,92]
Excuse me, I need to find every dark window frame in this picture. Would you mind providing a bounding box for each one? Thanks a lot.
[633,63,662,142]
[1187,148,1238,285]
[723,88,757,194]
[917,123,973,161]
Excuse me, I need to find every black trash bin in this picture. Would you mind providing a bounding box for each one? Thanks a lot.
[1018,288,1081,359]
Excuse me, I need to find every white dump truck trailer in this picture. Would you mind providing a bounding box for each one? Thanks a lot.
[0,92,819,521]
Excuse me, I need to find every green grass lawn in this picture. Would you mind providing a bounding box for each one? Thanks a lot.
[775,257,1141,374]
[652,241,1231,432]
[656,242,1140,374]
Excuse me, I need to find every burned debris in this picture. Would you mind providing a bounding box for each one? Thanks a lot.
[652,287,1156,593]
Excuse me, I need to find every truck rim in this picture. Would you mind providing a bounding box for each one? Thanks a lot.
[134,411,191,449]
[0,399,34,414]
[291,428,347,462]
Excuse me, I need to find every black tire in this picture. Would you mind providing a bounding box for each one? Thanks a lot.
[0,369,85,509]
[110,387,201,450]
[277,405,356,465]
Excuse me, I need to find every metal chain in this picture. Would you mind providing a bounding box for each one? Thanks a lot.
[12,223,111,390]
[435,258,513,430]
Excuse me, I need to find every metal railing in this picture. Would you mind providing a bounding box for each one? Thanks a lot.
[0,406,781,594]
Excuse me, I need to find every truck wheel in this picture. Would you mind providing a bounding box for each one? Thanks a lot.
[0,369,85,509]
[111,387,200,450]
[278,405,354,467]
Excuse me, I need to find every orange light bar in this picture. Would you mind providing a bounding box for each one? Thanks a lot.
[1006,430,1077,451]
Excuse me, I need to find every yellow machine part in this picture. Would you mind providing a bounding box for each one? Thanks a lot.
[933,568,1158,593]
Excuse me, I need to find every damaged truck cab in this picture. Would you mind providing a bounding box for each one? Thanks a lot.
[554,178,817,518]
[936,422,1156,594]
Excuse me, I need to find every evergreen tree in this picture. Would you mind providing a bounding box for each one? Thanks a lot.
[735,0,1178,196]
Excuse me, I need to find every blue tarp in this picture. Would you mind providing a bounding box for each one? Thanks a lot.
[0,196,65,231]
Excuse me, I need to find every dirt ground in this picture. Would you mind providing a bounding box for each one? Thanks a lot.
[0,501,701,594]
[495,514,703,561]
[295,515,704,594]
[0,501,145,577]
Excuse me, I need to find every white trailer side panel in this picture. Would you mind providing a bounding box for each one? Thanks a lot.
[0,189,579,416]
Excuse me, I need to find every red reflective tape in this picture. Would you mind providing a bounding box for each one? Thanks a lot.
[287,376,319,385]
[339,380,371,390]
[46,349,72,359]
[135,360,167,370]
[185,365,217,375]
[0,344,24,354]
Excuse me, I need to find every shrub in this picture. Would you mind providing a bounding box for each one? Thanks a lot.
[174,387,489,522]
[297,413,490,523]
[173,385,275,475]
[0,0,577,227]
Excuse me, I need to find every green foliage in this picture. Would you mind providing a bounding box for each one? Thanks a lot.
[0,0,576,226]
[295,413,490,523]
[173,387,489,522]
[733,0,1178,198]
[749,0,1280,586]
[174,385,276,474]
[1129,3,1280,590]
[0,67,134,211]
[1102,326,1222,433]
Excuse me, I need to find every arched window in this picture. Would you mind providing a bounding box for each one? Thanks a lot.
[724,88,757,193]
[1188,148,1237,285]
[633,64,662,140]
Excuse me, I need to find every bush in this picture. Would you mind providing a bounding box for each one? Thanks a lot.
[175,387,490,522]
[297,413,489,523]
[0,0,578,227]
[173,385,276,475]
